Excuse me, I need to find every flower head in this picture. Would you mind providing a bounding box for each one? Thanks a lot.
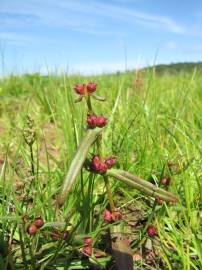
[160,177,171,186]
[84,236,93,246]
[87,114,97,128]
[147,225,157,237]
[103,209,112,223]
[96,115,107,128]
[99,163,108,174]
[105,157,116,169]
[87,82,97,94]
[91,155,101,171]
[34,217,44,228]
[74,84,86,95]
[27,224,37,236]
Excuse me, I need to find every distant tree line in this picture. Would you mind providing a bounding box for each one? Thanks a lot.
[143,62,202,75]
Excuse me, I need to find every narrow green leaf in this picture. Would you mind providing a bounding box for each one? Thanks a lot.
[57,128,102,206]
[107,169,178,203]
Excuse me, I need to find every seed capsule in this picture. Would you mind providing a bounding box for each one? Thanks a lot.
[105,157,116,169]
[27,224,37,236]
[34,217,44,228]
[161,177,171,186]
[147,225,157,237]
[74,84,86,95]
[96,115,107,128]
[87,82,97,94]
[103,209,112,223]
[84,236,93,246]
[87,114,97,128]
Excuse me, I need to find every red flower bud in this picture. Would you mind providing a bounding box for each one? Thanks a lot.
[27,224,37,236]
[99,163,108,174]
[92,155,101,171]
[74,84,86,95]
[96,115,107,128]
[160,177,171,186]
[34,217,44,228]
[87,114,97,128]
[103,209,112,223]
[87,82,97,94]
[105,157,116,169]
[84,236,93,246]
[147,225,157,237]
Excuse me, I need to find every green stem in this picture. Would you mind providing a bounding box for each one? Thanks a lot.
[96,134,103,158]
[19,227,28,270]
[96,133,115,213]
[29,144,35,176]
[103,175,115,212]
[85,95,93,114]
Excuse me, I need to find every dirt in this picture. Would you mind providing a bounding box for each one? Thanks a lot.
[38,122,63,167]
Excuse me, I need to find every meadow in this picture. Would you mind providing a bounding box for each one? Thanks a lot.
[0,67,201,269]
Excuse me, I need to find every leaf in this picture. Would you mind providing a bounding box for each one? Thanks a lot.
[57,128,102,206]
[107,169,178,203]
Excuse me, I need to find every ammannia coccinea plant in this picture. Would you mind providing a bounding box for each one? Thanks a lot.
[57,82,178,209]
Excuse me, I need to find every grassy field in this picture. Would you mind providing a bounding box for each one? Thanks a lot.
[0,68,201,269]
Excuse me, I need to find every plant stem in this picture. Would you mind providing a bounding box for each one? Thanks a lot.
[85,95,93,114]
[96,133,116,213]
[103,175,115,212]
[19,227,29,270]
[29,144,35,176]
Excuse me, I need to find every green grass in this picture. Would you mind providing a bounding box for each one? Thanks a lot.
[0,69,201,269]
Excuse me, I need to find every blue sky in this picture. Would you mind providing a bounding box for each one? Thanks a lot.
[1,0,202,75]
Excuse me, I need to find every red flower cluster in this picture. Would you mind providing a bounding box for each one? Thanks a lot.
[27,217,44,236]
[82,236,93,256]
[74,82,97,96]
[87,114,107,128]
[103,209,122,223]
[147,225,157,237]
[91,155,116,174]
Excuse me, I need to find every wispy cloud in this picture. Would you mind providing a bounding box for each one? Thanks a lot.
[1,0,185,37]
